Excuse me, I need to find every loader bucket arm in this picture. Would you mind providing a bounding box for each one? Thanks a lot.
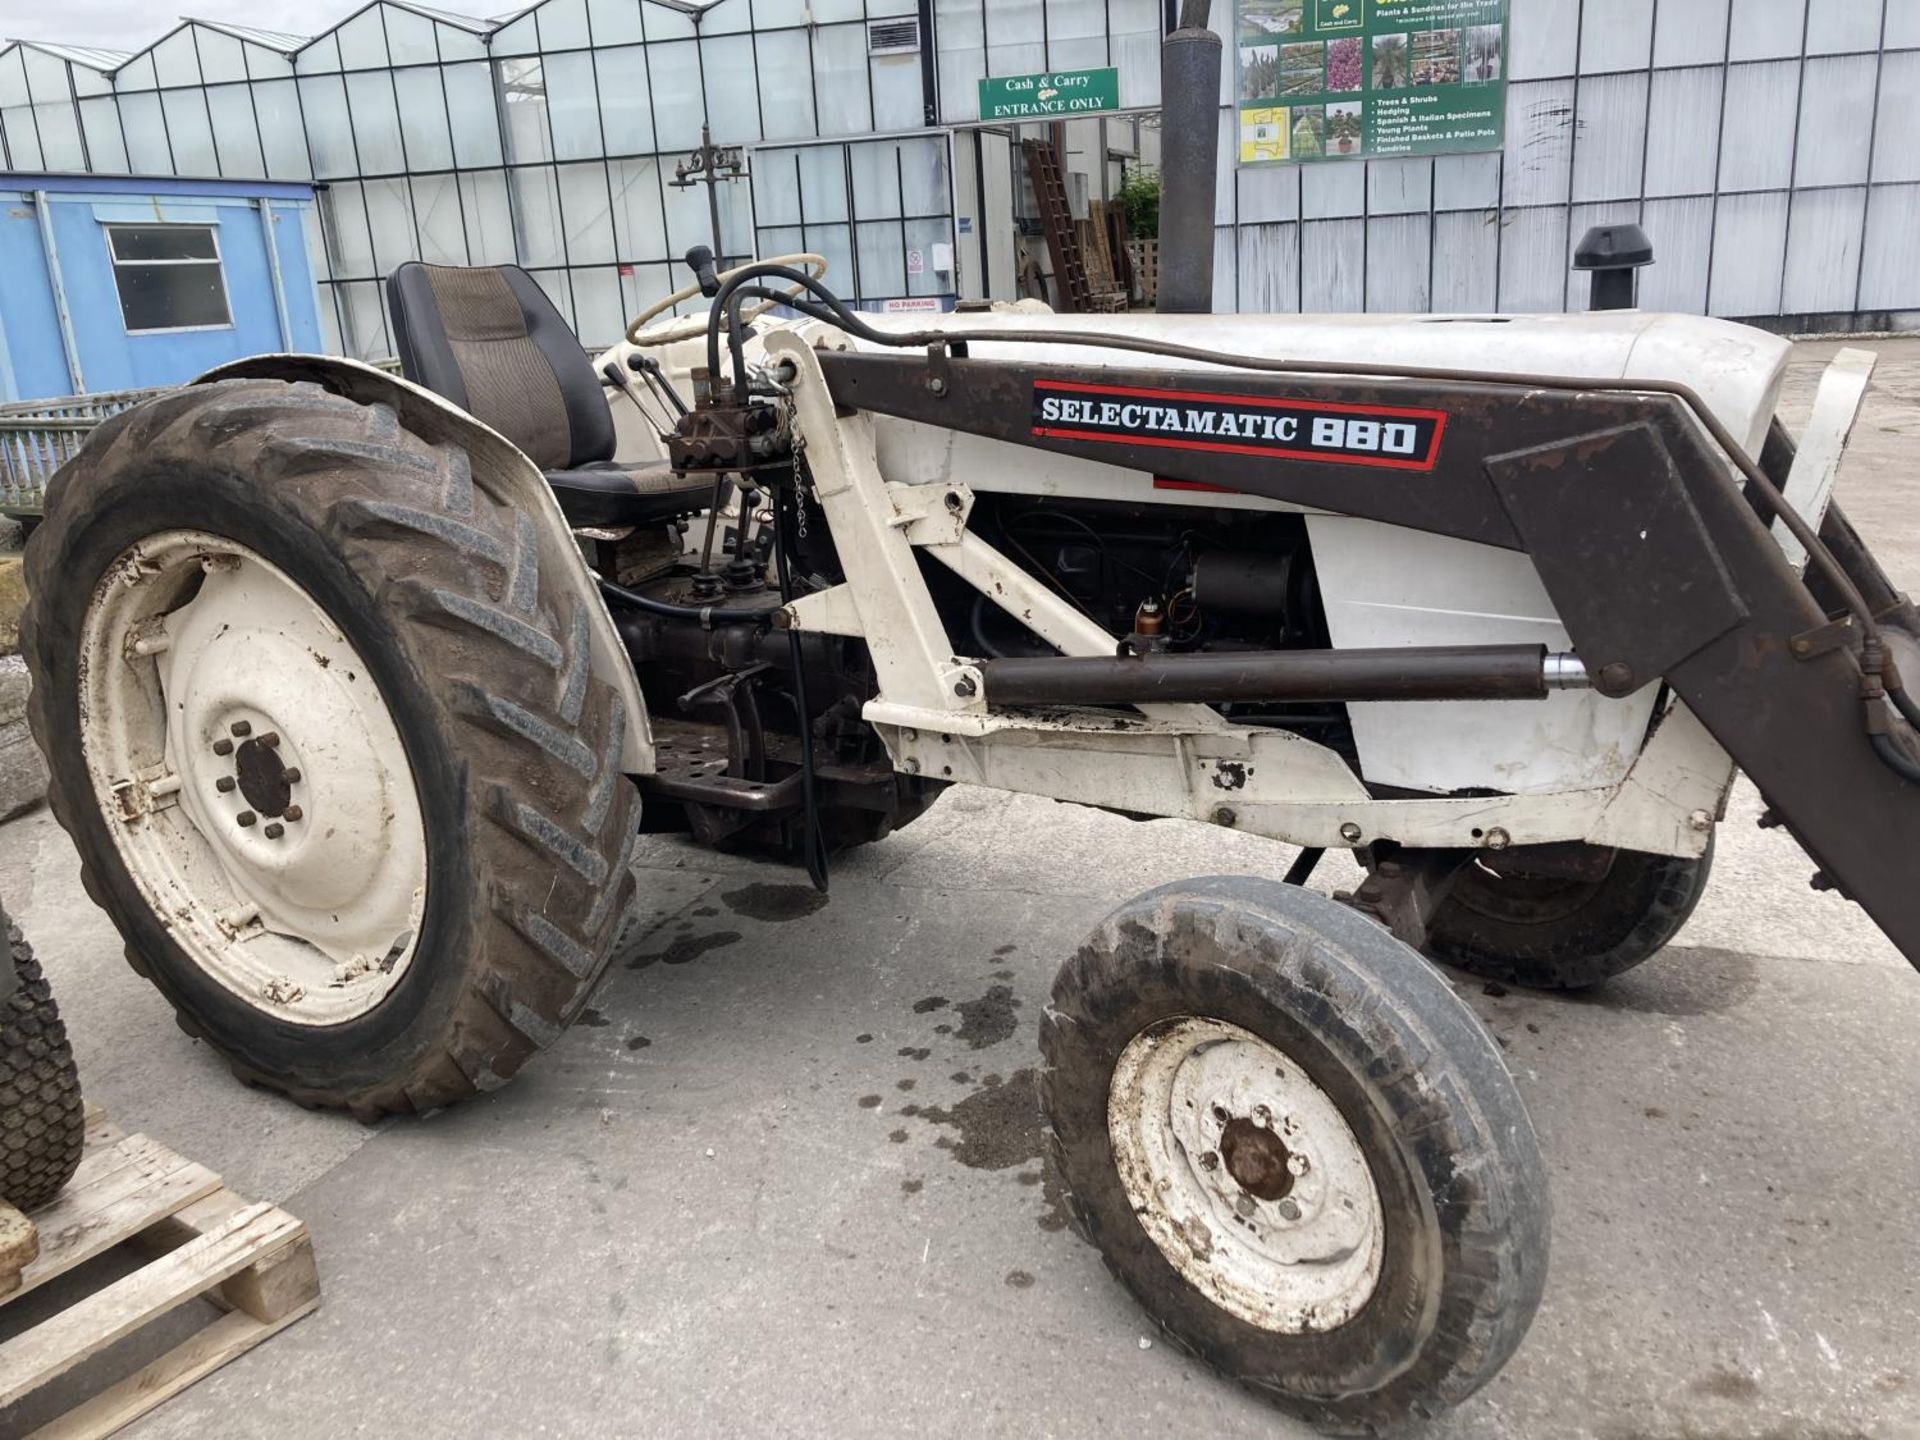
[817,350,1920,967]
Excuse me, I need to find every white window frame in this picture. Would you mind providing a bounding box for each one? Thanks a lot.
[103,222,236,336]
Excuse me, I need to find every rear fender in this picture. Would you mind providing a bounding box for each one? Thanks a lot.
[196,354,654,776]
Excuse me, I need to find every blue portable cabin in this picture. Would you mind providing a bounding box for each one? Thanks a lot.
[0,171,323,403]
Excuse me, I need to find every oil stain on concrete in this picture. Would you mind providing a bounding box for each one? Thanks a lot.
[720,882,828,922]
[626,931,742,969]
[954,984,1020,1049]
[915,1068,1071,1233]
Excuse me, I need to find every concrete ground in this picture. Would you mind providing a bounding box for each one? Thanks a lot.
[4,340,1920,1439]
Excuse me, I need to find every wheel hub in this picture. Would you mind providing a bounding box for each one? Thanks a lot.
[1108,1016,1385,1334]
[78,531,428,1026]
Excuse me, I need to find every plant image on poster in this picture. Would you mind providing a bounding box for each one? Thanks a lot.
[1235,0,1507,166]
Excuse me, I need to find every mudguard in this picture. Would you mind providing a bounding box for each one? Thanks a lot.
[197,354,654,776]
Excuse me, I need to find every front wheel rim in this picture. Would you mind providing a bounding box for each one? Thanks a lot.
[1107,1016,1386,1334]
[77,529,428,1026]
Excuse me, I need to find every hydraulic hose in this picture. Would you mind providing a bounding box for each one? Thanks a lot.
[596,576,773,629]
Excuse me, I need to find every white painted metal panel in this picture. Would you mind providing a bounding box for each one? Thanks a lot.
[1433,151,1502,211]
[1718,59,1801,192]
[1581,0,1656,73]
[1214,226,1240,314]
[1859,183,1920,311]
[1783,187,1868,313]
[1509,0,1580,80]
[1430,210,1500,312]
[1301,162,1367,220]
[1237,164,1299,224]
[1306,518,1665,796]
[1572,72,1650,202]
[1368,157,1432,216]
[1709,191,1791,316]
[1890,0,1920,46]
[1793,54,1878,187]
[1806,0,1886,54]
[1729,0,1810,61]
[1644,66,1726,197]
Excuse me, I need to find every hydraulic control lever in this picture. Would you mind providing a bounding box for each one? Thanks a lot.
[684,245,721,298]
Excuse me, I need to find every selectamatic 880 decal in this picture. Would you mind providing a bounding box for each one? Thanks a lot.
[1030,380,1448,472]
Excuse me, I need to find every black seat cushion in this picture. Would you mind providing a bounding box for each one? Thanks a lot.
[387,262,616,471]
[545,462,715,530]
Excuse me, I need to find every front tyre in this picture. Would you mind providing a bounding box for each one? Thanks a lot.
[1040,877,1549,1434]
[21,380,640,1118]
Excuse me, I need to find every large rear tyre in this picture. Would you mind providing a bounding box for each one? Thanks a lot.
[1424,841,1712,991]
[21,379,640,1118]
[0,901,85,1211]
[1040,877,1549,1435]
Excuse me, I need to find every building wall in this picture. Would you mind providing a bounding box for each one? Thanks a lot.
[4,0,1915,358]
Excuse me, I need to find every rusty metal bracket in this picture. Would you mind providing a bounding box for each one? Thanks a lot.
[1790,615,1856,660]
[1338,850,1474,953]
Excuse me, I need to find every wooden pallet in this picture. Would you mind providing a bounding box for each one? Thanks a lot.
[0,1106,319,1439]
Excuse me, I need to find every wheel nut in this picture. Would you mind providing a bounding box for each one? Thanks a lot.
[1234,1194,1257,1217]
[283,804,303,823]
[1199,1151,1220,1171]
[260,731,280,749]
[236,811,257,828]
[1288,1153,1310,1176]
[212,738,234,756]
[1339,821,1363,843]
[281,767,301,785]
[230,720,252,738]
[264,822,285,839]
[1276,1198,1302,1221]
[215,776,236,793]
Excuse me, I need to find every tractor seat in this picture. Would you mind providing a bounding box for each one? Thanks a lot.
[386,262,710,529]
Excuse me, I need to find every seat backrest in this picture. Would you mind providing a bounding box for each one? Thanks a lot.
[386,262,615,471]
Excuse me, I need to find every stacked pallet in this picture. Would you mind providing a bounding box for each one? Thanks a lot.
[0,1106,319,1439]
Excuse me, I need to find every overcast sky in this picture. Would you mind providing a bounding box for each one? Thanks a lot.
[3,0,496,48]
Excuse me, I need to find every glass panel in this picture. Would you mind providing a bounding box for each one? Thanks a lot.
[161,90,219,175]
[492,13,541,56]
[366,176,417,276]
[26,85,85,171]
[498,58,553,162]
[207,84,266,177]
[1112,0,1160,108]
[461,169,518,263]
[609,157,668,259]
[756,0,809,25]
[444,63,503,168]
[0,49,26,108]
[800,144,851,221]
[107,225,218,261]
[595,47,654,153]
[1794,54,1876,189]
[2,107,44,171]
[1644,67,1722,197]
[702,35,760,142]
[760,222,804,253]
[300,76,358,178]
[195,27,247,83]
[345,70,406,174]
[437,25,487,62]
[559,161,617,262]
[325,181,375,275]
[647,41,704,151]
[590,0,647,46]
[413,172,468,263]
[395,69,454,171]
[338,280,390,359]
[898,136,949,216]
[855,219,907,297]
[540,0,593,50]
[1717,60,1797,193]
[545,51,604,159]
[851,141,904,218]
[568,266,623,345]
[701,0,753,35]
[809,0,865,21]
[113,260,232,331]
[805,224,855,288]
[297,34,342,75]
[663,170,720,258]
[385,6,440,66]
[245,43,295,81]
[641,0,697,41]
[79,97,129,172]
[870,55,923,131]
[512,165,567,266]
[983,0,1045,75]
[253,80,312,177]
[70,62,111,98]
[120,92,171,172]
[153,29,204,88]
[813,24,873,136]
[904,216,953,295]
[118,54,158,91]
[532,269,576,331]
[754,149,805,226]
[936,0,986,123]
[755,29,816,141]
[336,10,390,70]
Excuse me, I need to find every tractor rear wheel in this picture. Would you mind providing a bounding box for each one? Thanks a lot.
[20,379,640,1118]
[1041,876,1549,1433]
[1424,841,1712,990]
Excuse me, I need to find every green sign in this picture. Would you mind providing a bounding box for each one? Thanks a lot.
[1233,0,1507,166]
[978,67,1121,121]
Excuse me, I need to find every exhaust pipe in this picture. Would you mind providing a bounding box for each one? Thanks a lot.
[1156,0,1222,314]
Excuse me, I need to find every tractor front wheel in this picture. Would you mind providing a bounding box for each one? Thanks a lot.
[21,379,640,1118]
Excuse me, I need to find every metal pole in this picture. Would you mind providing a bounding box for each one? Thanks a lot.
[32,192,85,394]
[1156,0,1223,314]
[702,124,725,260]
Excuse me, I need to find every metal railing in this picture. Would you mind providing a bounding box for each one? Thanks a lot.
[0,360,404,518]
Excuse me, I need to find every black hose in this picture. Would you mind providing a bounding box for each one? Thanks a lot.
[596,576,772,628]
[773,481,830,893]
[1872,731,1920,785]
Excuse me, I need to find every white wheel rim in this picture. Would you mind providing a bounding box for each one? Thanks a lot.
[1108,1016,1386,1333]
[78,530,427,1026]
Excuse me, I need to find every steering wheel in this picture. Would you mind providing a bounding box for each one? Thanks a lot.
[625,252,829,347]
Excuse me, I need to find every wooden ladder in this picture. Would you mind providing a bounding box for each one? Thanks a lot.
[1022,140,1095,314]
